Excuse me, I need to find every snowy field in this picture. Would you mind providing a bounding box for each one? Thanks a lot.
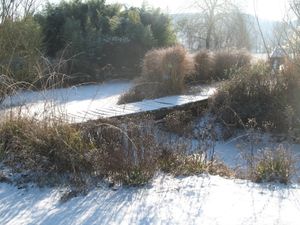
[1,80,300,225]
[1,175,300,225]
[1,80,216,123]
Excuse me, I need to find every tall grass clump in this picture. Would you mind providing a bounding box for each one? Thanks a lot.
[210,61,300,132]
[213,49,251,80]
[0,114,234,188]
[0,117,94,174]
[0,116,160,186]
[192,50,214,83]
[252,145,295,184]
[191,49,251,83]
[119,45,194,104]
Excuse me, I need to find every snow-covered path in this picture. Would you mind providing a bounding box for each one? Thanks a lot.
[0,81,216,123]
[1,175,300,225]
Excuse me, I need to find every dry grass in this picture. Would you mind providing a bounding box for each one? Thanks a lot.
[0,113,236,188]
[158,147,232,177]
[163,110,194,135]
[0,116,160,186]
[213,49,251,80]
[191,49,251,83]
[193,50,214,82]
[0,117,94,174]
[119,47,251,104]
[252,145,295,184]
[119,45,194,104]
[210,61,300,132]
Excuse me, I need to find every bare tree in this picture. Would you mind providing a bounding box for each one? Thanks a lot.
[271,0,300,59]
[193,0,233,49]
[176,0,251,51]
[175,15,205,51]
[0,0,39,22]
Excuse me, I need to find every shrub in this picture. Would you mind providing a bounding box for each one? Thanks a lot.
[158,147,232,177]
[0,117,159,186]
[253,145,294,184]
[0,115,234,187]
[189,49,251,84]
[0,118,94,173]
[119,45,194,103]
[163,110,194,135]
[210,61,299,131]
[0,17,43,83]
[193,50,214,82]
[158,148,207,176]
[213,49,251,80]
[82,119,160,185]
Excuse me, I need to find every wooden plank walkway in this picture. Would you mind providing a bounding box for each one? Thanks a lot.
[0,82,217,123]
[70,87,216,122]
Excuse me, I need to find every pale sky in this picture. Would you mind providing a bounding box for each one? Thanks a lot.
[48,0,289,21]
[106,0,288,21]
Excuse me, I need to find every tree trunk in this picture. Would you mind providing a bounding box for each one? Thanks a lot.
[206,26,212,49]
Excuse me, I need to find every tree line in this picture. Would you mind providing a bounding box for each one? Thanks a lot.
[0,0,176,85]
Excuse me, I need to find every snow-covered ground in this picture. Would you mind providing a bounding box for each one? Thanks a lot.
[1,174,300,225]
[1,80,216,123]
[1,80,300,225]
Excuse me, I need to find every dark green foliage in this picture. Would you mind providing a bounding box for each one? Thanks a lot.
[35,0,177,82]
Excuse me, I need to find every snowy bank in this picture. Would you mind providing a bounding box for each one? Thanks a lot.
[0,175,300,225]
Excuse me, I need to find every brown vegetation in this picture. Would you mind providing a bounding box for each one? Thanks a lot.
[0,114,234,188]
[210,61,300,132]
[253,145,295,184]
[213,49,251,79]
[118,45,194,104]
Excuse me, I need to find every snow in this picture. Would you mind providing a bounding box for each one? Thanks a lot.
[1,80,300,224]
[214,135,300,174]
[1,80,216,123]
[0,174,300,225]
